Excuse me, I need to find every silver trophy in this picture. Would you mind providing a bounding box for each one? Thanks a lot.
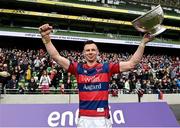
[132,5,166,37]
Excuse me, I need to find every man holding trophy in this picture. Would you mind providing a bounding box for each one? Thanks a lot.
[39,5,165,128]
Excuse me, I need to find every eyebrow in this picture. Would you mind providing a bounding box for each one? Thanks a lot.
[85,48,96,50]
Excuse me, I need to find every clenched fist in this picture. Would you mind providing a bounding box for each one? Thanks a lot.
[39,24,53,44]
[141,33,155,45]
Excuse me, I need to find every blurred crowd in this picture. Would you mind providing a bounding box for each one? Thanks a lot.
[0,47,179,94]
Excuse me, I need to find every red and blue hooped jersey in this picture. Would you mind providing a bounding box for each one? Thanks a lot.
[68,62,119,117]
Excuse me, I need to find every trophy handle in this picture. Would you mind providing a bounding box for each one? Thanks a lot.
[134,24,147,33]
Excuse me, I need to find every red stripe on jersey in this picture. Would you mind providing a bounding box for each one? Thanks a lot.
[80,91,108,101]
[79,108,109,117]
[78,73,109,83]
[68,62,78,76]
[109,63,120,77]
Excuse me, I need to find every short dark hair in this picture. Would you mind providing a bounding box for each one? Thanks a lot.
[83,40,99,48]
[84,40,95,45]
[83,40,99,51]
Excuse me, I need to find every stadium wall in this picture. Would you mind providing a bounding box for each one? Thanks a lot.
[1,94,180,104]
[1,94,180,122]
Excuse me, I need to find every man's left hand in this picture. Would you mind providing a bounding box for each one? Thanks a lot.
[141,33,155,44]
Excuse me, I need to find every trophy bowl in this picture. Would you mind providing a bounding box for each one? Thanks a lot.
[132,5,166,36]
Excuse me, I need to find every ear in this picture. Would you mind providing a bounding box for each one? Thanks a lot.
[96,49,100,60]
[82,50,85,56]
[97,49,99,55]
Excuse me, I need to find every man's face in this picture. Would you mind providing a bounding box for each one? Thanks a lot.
[83,43,99,63]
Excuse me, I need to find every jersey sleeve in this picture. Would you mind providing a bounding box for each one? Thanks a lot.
[67,62,78,77]
[109,63,120,77]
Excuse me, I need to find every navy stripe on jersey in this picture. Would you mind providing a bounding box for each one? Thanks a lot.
[80,100,108,110]
[103,63,109,72]
[78,82,109,92]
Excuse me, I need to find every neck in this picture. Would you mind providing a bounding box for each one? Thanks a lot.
[86,61,97,67]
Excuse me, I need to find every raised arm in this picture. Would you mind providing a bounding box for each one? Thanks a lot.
[119,34,154,72]
[39,24,70,70]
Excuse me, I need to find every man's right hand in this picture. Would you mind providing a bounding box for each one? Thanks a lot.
[39,24,53,44]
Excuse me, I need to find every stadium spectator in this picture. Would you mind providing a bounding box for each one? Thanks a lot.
[176,75,180,89]
[18,81,25,94]
[59,79,65,94]
[39,23,154,128]
[48,66,57,89]
[0,64,11,94]
[124,79,130,94]
[110,80,118,97]
[0,71,10,77]
[28,77,38,94]
[64,72,72,94]
[25,65,32,82]
[6,75,18,89]
[34,56,41,71]
[39,70,51,94]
